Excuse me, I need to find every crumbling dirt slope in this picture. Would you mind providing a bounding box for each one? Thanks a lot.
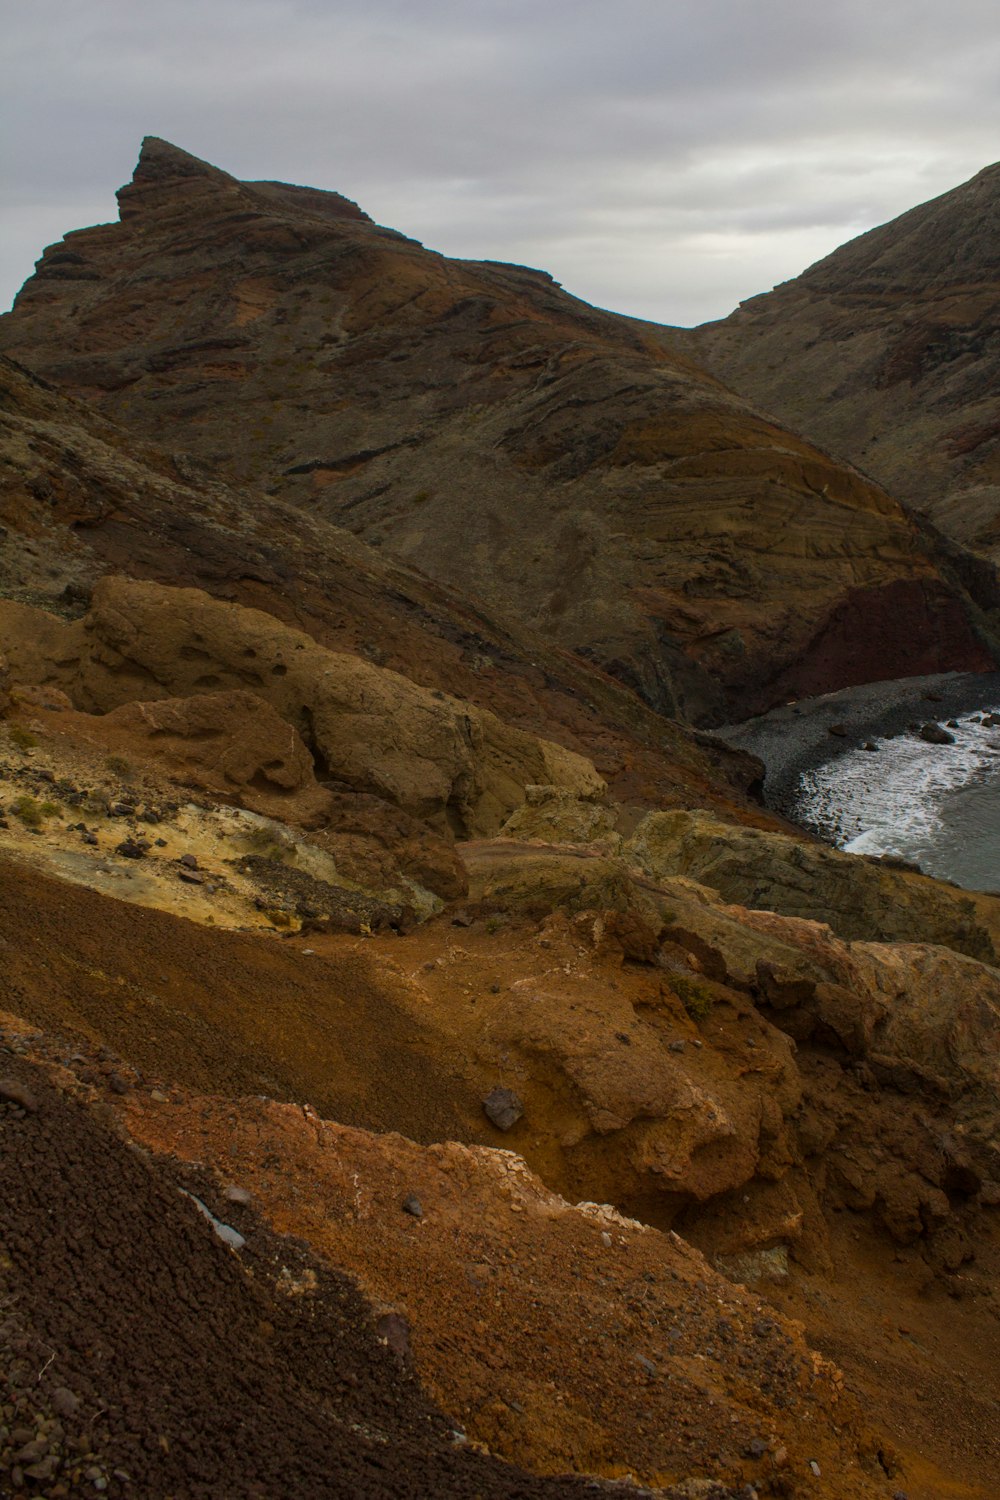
[120,1089,885,1497]
[0,1045,665,1500]
[2,840,999,1497]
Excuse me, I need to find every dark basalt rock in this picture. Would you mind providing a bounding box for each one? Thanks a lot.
[919,722,956,745]
[482,1087,524,1132]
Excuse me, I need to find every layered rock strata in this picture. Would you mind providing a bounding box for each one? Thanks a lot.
[2,139,998,719]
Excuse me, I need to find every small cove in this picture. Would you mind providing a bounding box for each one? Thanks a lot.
[720,670,1000,894]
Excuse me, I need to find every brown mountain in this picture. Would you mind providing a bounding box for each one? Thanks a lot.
[2,137,998,721]
[674,162,1000,561]
[0,351,767,823]
[3,141,1000,1499]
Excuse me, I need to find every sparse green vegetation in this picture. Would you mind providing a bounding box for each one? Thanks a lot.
[8,725,38,751]
[240,825,286,861]
[12,795,44,827]
[105,754,134,780]
[671,973,714,1023]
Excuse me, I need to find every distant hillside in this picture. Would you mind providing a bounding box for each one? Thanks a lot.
[673,162,1000,563]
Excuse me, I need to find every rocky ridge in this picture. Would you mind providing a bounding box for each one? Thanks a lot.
[2,139,999,720]
[0,351,760,816]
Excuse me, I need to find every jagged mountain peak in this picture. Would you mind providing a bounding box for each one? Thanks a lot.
[116,135,370,227]
[116,135,250,222]
[135,134,229,177]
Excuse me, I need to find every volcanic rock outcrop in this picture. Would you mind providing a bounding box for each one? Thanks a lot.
[626,807,996,960]
[672,161,1000,564]
[0,575,602,836]
[3,138,999,719]
[45,687,331,823]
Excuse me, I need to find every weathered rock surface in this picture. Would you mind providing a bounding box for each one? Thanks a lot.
[850,940,1000,1139]
[45,688,332,823]
[626,807,996,961]
[304,790,467,903]
[672,160,1000,569]
[2,138,997,719]
[457,828,1000,1245]
[4,814,1000,1488]
[498,784,624,852]
[3,137,1000,1500]
[0,576,603,835]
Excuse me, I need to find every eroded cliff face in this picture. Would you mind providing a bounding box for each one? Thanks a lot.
[2,138,998,720]
[2,748,999,1494]
[672,161,1000,564]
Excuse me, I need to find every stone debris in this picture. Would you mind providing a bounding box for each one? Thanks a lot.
[0,1077,39,1112]
[919,721,956,745]
[482,1087,524,1132]
[181,1190,247,1251]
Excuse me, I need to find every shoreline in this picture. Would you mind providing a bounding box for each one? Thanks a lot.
[717,669,1000,822]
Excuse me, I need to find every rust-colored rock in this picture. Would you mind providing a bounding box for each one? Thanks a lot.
[0,576,603,836]
[46,688,331,823]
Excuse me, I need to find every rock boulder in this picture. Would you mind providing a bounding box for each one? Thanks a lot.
[0,576,603,836]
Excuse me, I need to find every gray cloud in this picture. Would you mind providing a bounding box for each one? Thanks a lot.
[3,0,1000,323]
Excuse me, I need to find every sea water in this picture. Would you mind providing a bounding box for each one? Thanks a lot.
[790,707,1000,892]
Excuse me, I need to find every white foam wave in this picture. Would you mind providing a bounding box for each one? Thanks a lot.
[793,711,1000,885]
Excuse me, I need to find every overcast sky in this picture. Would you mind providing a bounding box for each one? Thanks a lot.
[3,0,1000,325]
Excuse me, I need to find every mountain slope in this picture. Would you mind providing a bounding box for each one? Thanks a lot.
[2,138,998,720]
[0,352,764,817]
[674,162,1000,560]
[3,141,1000,1500]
